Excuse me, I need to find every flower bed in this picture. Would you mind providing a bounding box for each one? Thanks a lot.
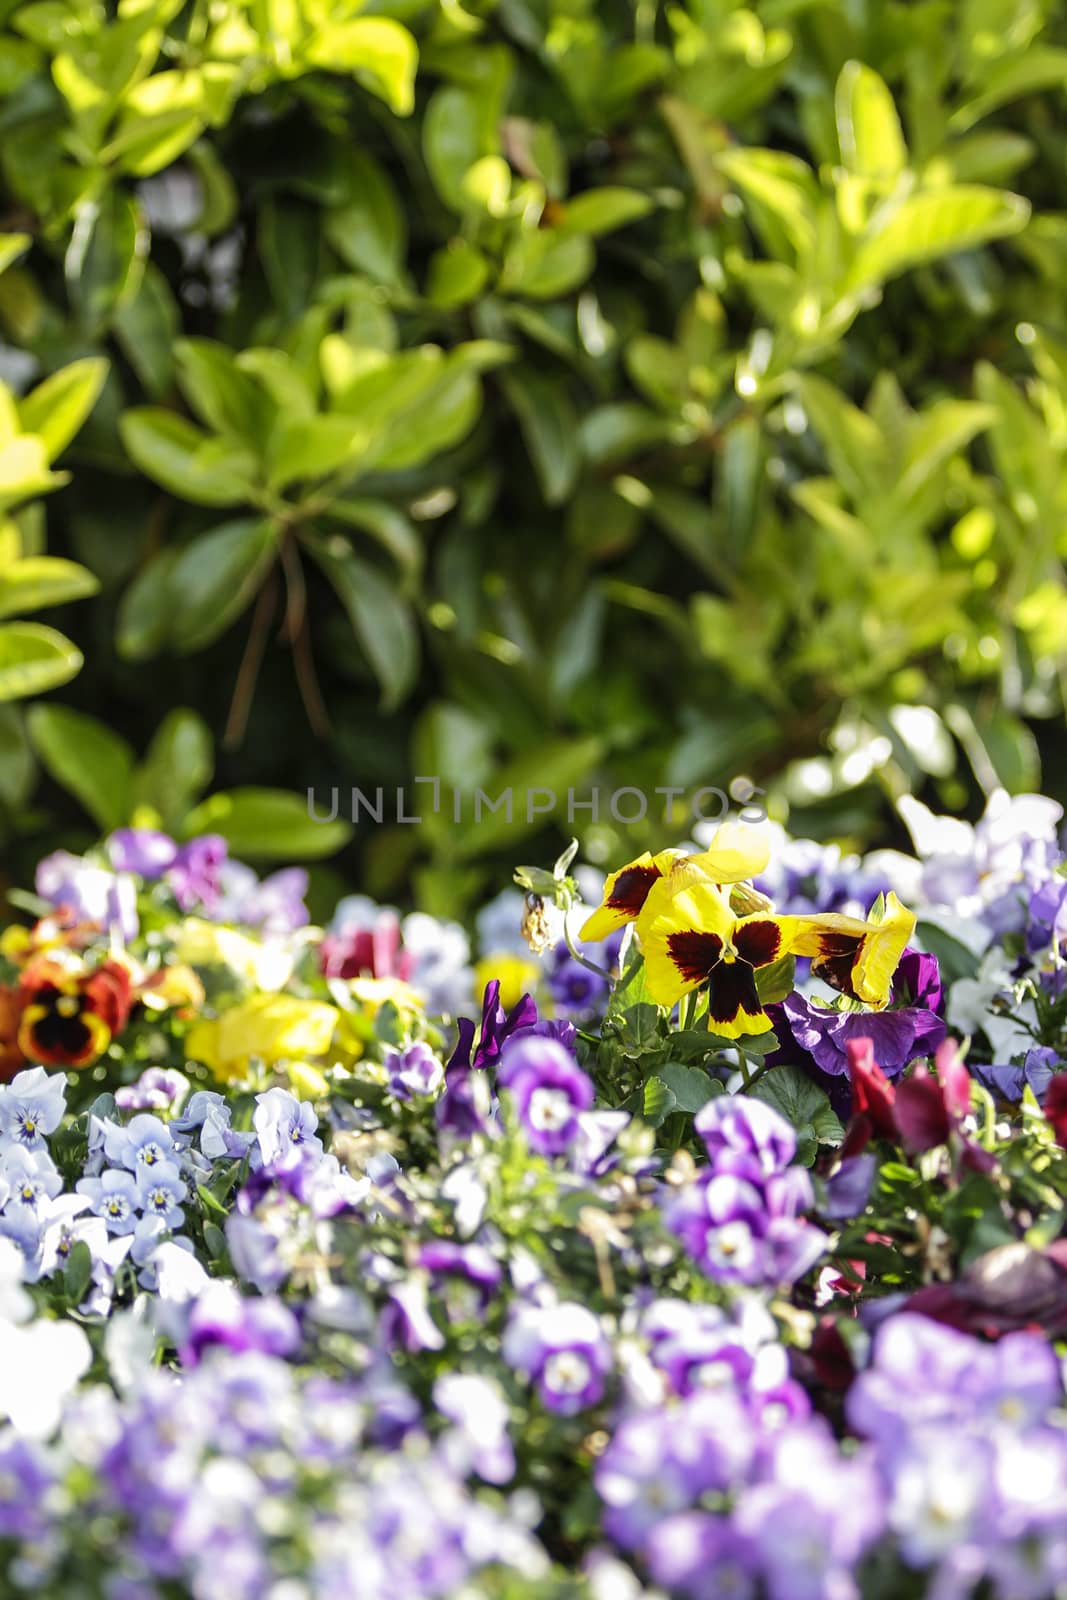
[1,796,1066,1599]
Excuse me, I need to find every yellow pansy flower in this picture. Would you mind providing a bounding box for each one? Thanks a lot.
[473,954,540,1011]
[287,1060,332,1100]
[175,920,294,992]
[186,993,338,1084]
[347,977,425,1018]
[788,892,916,1010]
[639,879,802,1035]
[579,821,772,943]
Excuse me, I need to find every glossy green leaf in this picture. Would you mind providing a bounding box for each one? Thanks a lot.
[0,627,83,701]
[500,369,581,505]
[27,703,134,828]
[0,704,34,807]
[835,61,907,179]
[306,533,419,710]
[133,707,214,826]
[325,151,405,284]
[65,190,148,334]
[17,357,109,461]
[556,187,654,236]
[0,556,99,618]
[0,234,30,276]
[174,339,269,444]
[182,786,352,859]
[426,240,491,308]
[845,186,1030,294]
[305,19,417,116]
[168,518,278,653]
[119,409,257,506]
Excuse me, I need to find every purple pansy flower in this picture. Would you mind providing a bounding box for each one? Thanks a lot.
[694,1094,797,1176]
[446,980,539,1074]
[107,829,179,879]
[666,1097,827,1288]
[116,1068,189,1114]
[772,948,945,1082]
[181,1283,301,1365]
[497,1036,594,1156]
[438,980,539,1141]
[502,1301,612,1415]
[253,1089,323,1169]
[416,1240,502,1319]
[972,1047,1060,1103]
[168,835,228,912]
[35,851,139,940]
[385,1042,443,1101]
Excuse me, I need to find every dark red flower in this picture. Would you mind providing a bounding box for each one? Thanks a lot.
[319,911,414,981]
[844,1037,898,1151]
[908,1242,1067,1340]
[1046,1076,1067,1148]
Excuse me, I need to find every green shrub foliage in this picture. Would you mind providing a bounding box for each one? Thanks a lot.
[2,0,1066,909]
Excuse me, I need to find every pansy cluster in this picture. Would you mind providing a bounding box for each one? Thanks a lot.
[0,793,1065,1596]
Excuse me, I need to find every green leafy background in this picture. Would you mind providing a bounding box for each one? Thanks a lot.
[2,0,1067,917]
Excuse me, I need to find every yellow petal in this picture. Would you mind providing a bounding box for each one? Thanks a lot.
[853,892,915,1009]
[691,819,772,883]
[579,852,663,943]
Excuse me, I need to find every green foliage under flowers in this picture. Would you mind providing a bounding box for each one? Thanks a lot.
[4,0,1067,908]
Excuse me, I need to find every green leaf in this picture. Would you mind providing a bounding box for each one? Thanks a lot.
[119,409,257,506]
[499,369,581,506]
[448,736,604,860]
[327,498,422,580]
[168,518,278,653]
[182,787,352,859]
[797,375,885,501]
[556,187,655,236]
[113,264,180,399]
[305,19,417,116]
[0,704,34,807]
[752,1065,844,1165]
[657,1060,720,1113]
[267,415,370,491]
[0,623,82,701]
[835,61,907,179]
[716,147,818,260]
[845,186,1030,294]
[27,703,134,830]
[174,339,268,444]
[0,437,65,512]
[17,357,108,461]
[115,548,179,660]
[0,556,99,618]
[64,1239,93,1304]
[642,1075,678,1127]
[133,708,214,827]
[325,151,405,284]
[0,234,30,276]
[259,198,322,324]
[65,190,148,334]
[618,1002,663,1057]
[754,953,796,1005]
[499,231,595,299]
[306,534,419,710]
[426,240,491,308]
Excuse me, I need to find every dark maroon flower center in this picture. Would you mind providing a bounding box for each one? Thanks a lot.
[607,865,662,917]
